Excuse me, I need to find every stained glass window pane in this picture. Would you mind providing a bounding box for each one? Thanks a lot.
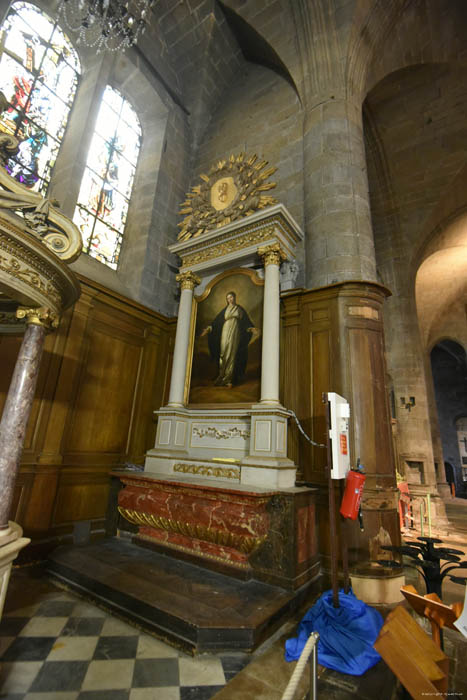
[74,86,141,270]
[0,2,80,194]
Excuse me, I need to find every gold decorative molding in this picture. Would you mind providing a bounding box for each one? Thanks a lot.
[258,243,287,266]
[0,236,61,307]
[195,267,264,302]
[135,531,251,569]
[0,310,19,325]
[176,270,201,291]
[192,425,250,440]
[178,153,277,240]
[173,462,239,479]
[0,222,79,314]
[117,507,265,554]
[181,224,278,268]
[16,306,59,329]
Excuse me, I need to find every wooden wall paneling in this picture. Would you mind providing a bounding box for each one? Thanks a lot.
[309,326,332,483]
[63,306,145,455]
[36,291,95,469]
[53,277,174,531]
[0,273,175,554]
[125,322,172,464]
[53,469,111,525]
[8,468,34,526]
[281,293,302,472]
[283,283,400,575]
[338,287,401,569]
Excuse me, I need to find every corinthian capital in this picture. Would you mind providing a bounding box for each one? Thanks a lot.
[176,270,201,291]
[16,306,59,330]
[258,243,287,267]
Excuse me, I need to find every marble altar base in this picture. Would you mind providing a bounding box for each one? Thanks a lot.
[145,406,297,489]
[110,471,319,591]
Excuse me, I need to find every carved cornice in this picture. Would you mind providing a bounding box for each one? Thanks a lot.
[181,223,278,268]
[176,270,201,291]
[170,206,304,273]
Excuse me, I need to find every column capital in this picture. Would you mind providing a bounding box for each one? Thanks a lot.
[16,306,59,330]
[258,243,287,267]
[176,270,201,291]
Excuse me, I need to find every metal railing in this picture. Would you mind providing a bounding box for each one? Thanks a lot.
[280,632,319,700]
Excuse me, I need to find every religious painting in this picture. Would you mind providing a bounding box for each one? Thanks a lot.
[0,2,81,193]
[188,269,263,405]
[73,85,141,270]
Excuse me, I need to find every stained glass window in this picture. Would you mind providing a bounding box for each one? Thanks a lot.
[0,2,80,193]
[74,86,141,270]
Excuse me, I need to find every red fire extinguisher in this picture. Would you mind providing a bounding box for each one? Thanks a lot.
[340,465,366,520]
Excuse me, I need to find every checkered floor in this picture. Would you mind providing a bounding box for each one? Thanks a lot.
[0,584,250,699]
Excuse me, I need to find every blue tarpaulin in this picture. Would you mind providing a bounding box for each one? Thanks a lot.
[285,588,383,676]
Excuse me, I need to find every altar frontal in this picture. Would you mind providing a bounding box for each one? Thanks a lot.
[114,153,318,588]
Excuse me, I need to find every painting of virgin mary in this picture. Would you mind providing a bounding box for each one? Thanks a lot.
[189,270,263,405]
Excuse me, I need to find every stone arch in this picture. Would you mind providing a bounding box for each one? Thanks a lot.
[430,340,467,495]
[415,214,467,352]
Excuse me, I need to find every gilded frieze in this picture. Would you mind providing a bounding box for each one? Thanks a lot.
[173,462,239,479]
[117,506,265,554]
[0,220,79,313]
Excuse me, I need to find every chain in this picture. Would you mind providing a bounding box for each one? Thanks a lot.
[288,409,327,449]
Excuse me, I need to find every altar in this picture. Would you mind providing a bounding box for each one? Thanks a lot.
[114,154,319,591]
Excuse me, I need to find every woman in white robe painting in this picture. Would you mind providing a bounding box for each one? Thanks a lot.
[200,291,259,388]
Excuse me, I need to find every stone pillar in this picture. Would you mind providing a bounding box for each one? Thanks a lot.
[258,244,286,406]
[167,271,200,408]
[0,307,57,533]
[303,97,377,288]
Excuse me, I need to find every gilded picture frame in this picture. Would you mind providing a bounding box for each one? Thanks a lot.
[187,268,264,406]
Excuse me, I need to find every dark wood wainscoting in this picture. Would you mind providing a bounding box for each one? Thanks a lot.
[0,276,174,558]
[281,281,401,572]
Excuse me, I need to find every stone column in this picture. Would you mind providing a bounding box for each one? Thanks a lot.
[0,307,58,533]
[167,271,200,408]
[303,97,377,288]
[258,244,286,406]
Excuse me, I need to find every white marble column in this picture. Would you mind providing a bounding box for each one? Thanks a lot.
[258,244,286,406]
[167,271,200,407]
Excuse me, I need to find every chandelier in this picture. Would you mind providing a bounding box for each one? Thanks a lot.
[57,0,155,52]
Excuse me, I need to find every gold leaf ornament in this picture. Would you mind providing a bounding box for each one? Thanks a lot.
[177,153,278,240]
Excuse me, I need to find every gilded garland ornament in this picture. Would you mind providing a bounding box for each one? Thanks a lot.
[178,153,278,241]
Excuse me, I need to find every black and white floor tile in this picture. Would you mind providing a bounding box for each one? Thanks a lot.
[0,587,249,699]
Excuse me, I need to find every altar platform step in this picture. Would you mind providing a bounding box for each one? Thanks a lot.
[46,536,320,654]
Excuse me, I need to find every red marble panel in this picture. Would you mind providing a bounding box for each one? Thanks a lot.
[138,526,250,566]
[297,504,317,564]
[118,481,270,539]
[117,478,271,567]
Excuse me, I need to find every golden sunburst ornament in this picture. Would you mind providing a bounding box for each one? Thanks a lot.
[177,153,278,241]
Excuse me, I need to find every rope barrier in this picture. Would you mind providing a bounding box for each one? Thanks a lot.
[280,631,319,700]
[288,409,326,449]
